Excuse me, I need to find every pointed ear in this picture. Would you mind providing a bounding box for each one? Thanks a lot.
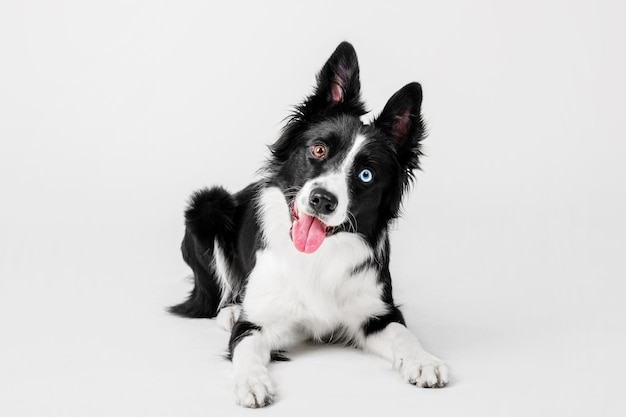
[304,42,365,116]
[375,83,424,147]
[373,82,425,171]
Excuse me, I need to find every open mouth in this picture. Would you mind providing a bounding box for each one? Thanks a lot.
[290,202,337,254]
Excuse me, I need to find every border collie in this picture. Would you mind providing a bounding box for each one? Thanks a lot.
[171,42,448,408]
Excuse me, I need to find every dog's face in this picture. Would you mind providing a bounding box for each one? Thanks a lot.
[268,42,425,253]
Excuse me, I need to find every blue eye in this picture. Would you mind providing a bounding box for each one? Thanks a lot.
[358,169,373,183]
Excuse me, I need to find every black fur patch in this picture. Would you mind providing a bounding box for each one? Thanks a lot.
[362,306,406,336]
[170,188,238,318]
[350,257,377,276]
[226,321,291,361]
[270,351,290,362]
[168,229,222,318]
[228,320,262,358]
[185,187,236,242]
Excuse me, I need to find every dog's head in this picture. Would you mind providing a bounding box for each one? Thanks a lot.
[267,42,425,253]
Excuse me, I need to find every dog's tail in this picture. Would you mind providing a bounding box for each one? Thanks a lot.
[169,187,236,318]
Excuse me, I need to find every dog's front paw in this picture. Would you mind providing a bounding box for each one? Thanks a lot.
[233,366,275,408]
[393,354,449,388]
[216,305,242,332]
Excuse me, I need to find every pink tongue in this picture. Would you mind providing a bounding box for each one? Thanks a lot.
[291,212,327,253]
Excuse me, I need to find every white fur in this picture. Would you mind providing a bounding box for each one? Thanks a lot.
[232,335,275,408]
[230,186,389,407]
[340,133,368,173]
[364,322,449,387]
[216,305,241,332]
[213,238,231,309]
[246,186,387,341]
[296,134,368,227]
[229,185,447,406]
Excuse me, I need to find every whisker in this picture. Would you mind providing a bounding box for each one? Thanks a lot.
[346,211,358,233]
[282,186,302,200]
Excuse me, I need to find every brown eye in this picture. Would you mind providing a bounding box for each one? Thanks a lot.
[311,144,327,159]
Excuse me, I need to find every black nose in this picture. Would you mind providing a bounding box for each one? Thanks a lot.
[309,188,338,215]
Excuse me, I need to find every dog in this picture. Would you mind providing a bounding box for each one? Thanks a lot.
[170,42,448,408]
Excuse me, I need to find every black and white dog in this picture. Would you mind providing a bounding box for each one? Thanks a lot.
[171,42,448,408]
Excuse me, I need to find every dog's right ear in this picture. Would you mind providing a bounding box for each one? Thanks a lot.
[301,42,366,117]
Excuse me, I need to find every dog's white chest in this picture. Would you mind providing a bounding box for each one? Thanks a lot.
[241,187,387,339]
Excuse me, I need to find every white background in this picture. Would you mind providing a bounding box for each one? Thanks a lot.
[1,1,625,416]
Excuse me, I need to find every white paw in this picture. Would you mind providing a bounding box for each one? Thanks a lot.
[393,353,449,388]
[216,305,241,332]
[233,365,275,408]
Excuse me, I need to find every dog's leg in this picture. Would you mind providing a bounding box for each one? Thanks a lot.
[229,321,276,408]
[169,229,223,318]
[170,187,237,318]
[363,322,449,388]
[216,305,242,332]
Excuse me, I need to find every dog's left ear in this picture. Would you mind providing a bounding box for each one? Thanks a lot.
[303,42,365,116]
[373,82,425,172]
